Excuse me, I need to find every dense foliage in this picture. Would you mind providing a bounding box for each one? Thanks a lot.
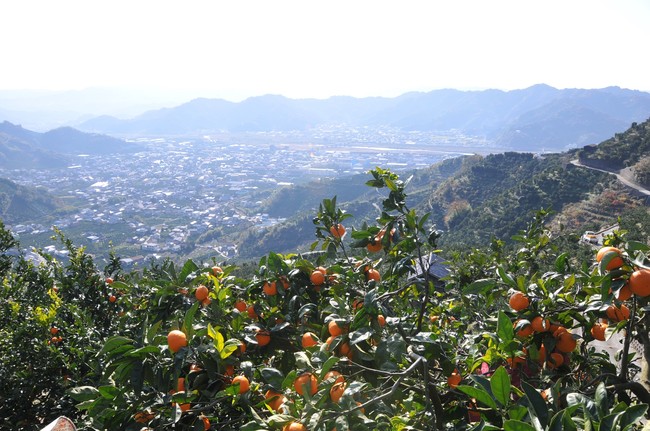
[577,119,650,170]
[0,178,62,224]
[1,167,649,431]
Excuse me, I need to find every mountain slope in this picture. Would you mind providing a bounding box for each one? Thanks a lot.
[0,178,62,223]
[229,119,650,258]
[79,85,650,152]
[0,122,68,169]
[0,121,140,169]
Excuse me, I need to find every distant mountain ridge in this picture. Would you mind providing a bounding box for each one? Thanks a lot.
[0,121,140,169]
[79,85,650,152]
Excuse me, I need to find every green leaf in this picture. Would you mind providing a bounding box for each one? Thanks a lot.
[145,319,161,345]
[619,404,648,428]
[319,356,340,380]
[463,279,496,295]
[97,336,134,357]
[261,368,285,390]
[566,393,598,420]
[522,381,549,429]
[497,310,514,344]
[555,252,569,272]
[561,408,579,431]
[490,366,511,407]
[294,351,312,370]
[178,259,199,283]
[124,346,160,358]
[349,327,373,345]
[182,301,199,340]
[98,385,120,400]
[626,240,650,253]
[220,339,241,359]
[508,405,528,421]
[497,267,516,287]
[503,420,536,431]
[457,385,497,410]
[594,381,607,418]
[67,386,100,403]
[208,323,225,352]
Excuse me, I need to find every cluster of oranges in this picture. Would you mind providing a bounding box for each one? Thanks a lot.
[508,291,577,370]
[160,253,380,430]
[49,326,63,345]
[192,266,224,308]
[591,246,650,340]
[596,246,650,297]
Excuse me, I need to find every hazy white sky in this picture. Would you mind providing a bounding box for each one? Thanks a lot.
[1,0,648,101]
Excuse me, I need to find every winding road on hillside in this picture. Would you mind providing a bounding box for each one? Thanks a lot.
[570,159,650,196]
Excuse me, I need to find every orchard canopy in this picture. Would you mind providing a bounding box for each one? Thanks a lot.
[1,167,650,431]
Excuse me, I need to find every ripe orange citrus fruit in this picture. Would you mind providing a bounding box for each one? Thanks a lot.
[547,352,564,369]
[447,369,462,388]
[211,266,223,276]
[108,294,117,303]
[301,332,319,348]
[531,316,550,333]
[310,270,326,286]
[283,422,307,431]
[555,331,577,353]
[105,277,114,284]
[201,415,211,430]
[377,314,386,327]
[232,375,250,394]
[255,329,271,346]
[324,370,345,384]
[552,325,568,338]
[315,266,327,275]
[330,223,346,238]
[264,389,285,411]
[366,268,381,282]
[177,377,186,392]
[195,285,209,301]
[294,373,318,396]
[167,330,187,353]
[507,352,526,367]
[234,300,247,312]
[514,320,534,338]
[224,364,235,376]
[338,342,352,358]
[591,321,607,341]
[50,327,59,335]
[606,303,630,322]
[330,381,346,403]
[134,411,155,423]
[629,269,650,297]
[328,320,345,336]
[247,305,258,319]
[263,281,277,295]
[615,284,633,301]
[509,291,529,311]
[366,240,382,253]
[596,246,624,270]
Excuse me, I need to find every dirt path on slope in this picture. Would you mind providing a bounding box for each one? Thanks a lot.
[570,160,650,196]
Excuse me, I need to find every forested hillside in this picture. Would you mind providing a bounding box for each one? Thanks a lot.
[229,120,650,258]
[0,178,62,224]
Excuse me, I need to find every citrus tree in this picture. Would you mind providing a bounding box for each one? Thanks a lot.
[2,168,649,431]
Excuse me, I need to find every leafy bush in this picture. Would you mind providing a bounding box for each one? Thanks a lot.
[1,168,649,431]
